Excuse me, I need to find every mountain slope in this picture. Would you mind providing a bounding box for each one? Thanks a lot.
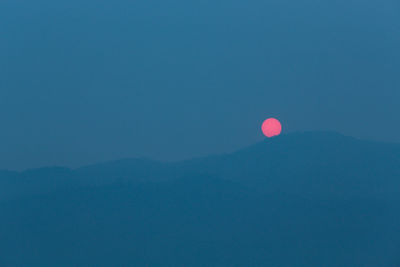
[183,132,400,197]
[1,132,400,266]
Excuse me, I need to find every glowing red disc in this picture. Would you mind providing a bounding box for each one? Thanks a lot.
[262,118,282,138]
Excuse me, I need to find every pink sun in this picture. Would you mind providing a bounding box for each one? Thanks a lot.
[262,118,282,138]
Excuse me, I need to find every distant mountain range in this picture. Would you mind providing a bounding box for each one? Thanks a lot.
[1,132,400,266]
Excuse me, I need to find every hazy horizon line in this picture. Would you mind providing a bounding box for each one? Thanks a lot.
[2,130,399,173]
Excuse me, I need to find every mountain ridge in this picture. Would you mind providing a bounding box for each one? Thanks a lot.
[1,131,400,266]
[1,131,399,201]
[2,131,399,174]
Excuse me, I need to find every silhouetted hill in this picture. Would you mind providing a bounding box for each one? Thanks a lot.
[183,132,400,197]
[1,132,400,266]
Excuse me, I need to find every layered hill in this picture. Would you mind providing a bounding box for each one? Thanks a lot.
[0,132,399,266]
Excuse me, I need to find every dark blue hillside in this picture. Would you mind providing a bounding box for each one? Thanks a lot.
[0,132,400,266]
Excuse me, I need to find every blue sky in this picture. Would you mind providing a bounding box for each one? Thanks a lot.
[1,0,399,169]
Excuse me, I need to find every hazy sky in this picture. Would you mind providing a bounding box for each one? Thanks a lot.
[1,0,399,170]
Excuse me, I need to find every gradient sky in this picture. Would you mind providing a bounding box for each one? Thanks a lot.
[1,0,399,170]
